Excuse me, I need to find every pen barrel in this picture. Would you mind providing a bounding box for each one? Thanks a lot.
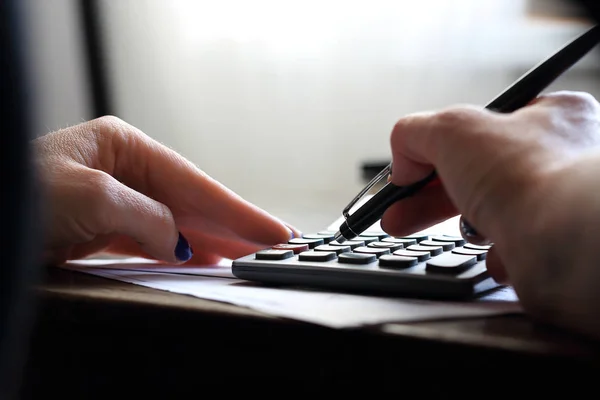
[345,172,437,234]
[339,24,600,241]
[486,24,600,113]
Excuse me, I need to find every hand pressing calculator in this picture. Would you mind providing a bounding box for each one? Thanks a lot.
[231,213,502,300]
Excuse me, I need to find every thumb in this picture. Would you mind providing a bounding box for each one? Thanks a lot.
[86,169,192,264]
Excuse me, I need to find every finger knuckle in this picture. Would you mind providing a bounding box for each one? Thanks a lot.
[94,115,125,136]
[392,116,411,133]
[430,107,487,152]
[435,106,485,128]
[84,170,119,228]
[97,114,125,127]
[93,115,145,145]
[546,91,599,110]
[390,118,409,146]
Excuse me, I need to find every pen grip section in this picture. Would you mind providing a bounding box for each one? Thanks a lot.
[347,171,438,230]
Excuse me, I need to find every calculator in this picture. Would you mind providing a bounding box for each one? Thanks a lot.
[231,212,503,300]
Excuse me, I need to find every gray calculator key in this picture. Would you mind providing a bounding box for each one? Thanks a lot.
[355,236,378,244]
[289,238,324,248]
[303,233,335,243]
[272,243,309,254]
[353,246,391,258]
[452,247,487,260]
[401,234,429,242]
[256,249,294,260]
[426,253,477,273]
[420,239,454,251]
[379,255,418,269]
[315,244,351,255]
[338,252,376,264]
[329,240,365,249]
[464,243,492,250]
[393,249,430,262]
[381,237,417,246]
[359,232,389,240]
[406,244,443,256]
[318,230,336,235]
[431,235,466,247]
[368,241,404,252]
[298,250,337,262]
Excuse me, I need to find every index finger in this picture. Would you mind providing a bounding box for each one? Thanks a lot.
[93,116,298,246]
[389,105,492,186]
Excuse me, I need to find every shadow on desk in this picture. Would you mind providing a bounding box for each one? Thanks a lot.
[17,267,600,398]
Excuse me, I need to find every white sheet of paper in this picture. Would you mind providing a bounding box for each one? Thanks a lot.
[69,257,236,278]
[61,263,521,329]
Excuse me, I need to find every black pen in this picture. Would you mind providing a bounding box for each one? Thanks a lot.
[334,24,600,244]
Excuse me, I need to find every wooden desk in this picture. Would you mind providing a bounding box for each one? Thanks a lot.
[18,266,600,397]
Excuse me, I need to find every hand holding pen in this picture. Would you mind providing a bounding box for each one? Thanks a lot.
[333,25,600,340]
[334,24,600,246]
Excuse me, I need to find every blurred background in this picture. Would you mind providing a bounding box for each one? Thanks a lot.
[18,0,599,232]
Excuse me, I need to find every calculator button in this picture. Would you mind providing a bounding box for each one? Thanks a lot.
[431,235,466,247]
[303,233,335,243]
[393,249,430,262]
[315,244,351,255]
[255,249,294,260]
[338,252,376,264]
[318,230,336,236]
[425,253,477,273]
[379,255,418,269]
[368,241,404,252]
[298,250,337,262]
[401,234,429,242]
[452,247,487,260]
[360,232,390,240]
[406,244,443,256]
[329,240,365,249]
[353,246,390,258]
[464,243,492,250]
[289,238,324,248]
[420,239,454,251]
[355,236,378,244]
[272,243,309,254]
[381,237,417,246]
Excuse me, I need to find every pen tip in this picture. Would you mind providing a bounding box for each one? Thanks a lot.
[333,231,345,244]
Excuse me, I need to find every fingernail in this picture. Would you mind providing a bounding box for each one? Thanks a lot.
[175,232,193,262]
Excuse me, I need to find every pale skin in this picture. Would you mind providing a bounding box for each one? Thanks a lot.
[381,90,600,341]
[34,115,301,266]
[35,91,600,340]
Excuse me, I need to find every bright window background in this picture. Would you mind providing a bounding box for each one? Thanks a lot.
[93,0,598,231]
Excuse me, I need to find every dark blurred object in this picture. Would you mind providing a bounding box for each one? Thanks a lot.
[579,0,600,21]
[0,1,42,400]
[527,0,594,21]
[361,160,391,183]
[78,0,113,118]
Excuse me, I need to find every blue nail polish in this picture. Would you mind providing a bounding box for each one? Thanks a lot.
[175,232,193,262]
